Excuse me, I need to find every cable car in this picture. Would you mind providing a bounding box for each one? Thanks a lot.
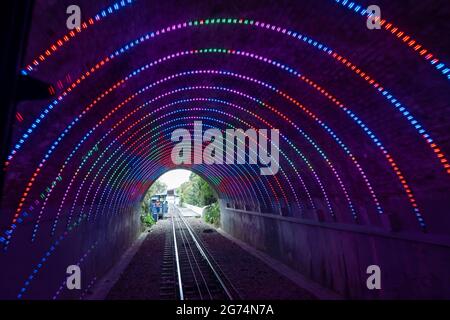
[149,193,168,220]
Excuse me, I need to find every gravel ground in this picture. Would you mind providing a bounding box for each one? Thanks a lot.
[106,221,168,300]
[106,215,315,300]
[188,217,315,300]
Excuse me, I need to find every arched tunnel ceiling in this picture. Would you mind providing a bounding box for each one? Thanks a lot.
[1,0,450,299]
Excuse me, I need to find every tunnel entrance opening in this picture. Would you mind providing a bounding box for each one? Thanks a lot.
[141,169,220,228]
[107,167,319,301]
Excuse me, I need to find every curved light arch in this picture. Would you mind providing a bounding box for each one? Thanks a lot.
[64,116,282,235]
[97,121,279,224]
[32,108,296,242]
[73,105,298,222]
[4,2,447,301]
[22,0,136,74]
[17,117,289,298]
[10,69,382,245]
[24,0,447,82]
[47,123,272,239]
[331,0,450,80]
[11,46,434,226]
[11,63,377,220]
[39,95,305,238]
[9,17,448,180]
[51,241,98,300]
[46,103,335,239]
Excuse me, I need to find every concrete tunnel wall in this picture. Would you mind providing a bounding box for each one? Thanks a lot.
[220,202,450,299]
[0,0,450,299]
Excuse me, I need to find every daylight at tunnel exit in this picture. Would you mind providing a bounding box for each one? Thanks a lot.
[0,0,450,314]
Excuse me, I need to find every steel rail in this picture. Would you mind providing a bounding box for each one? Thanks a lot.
[175,206,234,300]
[171,212,184,300]
[174,211,208,299]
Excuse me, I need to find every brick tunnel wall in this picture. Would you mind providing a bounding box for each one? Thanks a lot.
[0,0,449,299]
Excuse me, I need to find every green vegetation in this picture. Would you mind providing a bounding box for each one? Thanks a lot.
[141,213,156,228]
[139,172,221,227]
[177,172,220,226]
[178,173,215,207]
[203,202,220,227]
[141,180,167,228]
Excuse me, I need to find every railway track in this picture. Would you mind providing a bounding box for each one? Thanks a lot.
[160,204,240,300]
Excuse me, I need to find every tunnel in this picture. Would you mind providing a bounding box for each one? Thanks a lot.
[0,0,450,300]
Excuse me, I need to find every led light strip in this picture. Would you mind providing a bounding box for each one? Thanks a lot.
[17,213,88,299]
[97,122,274,226]
[9,17,448,179]
[21,39,424,225]
[332,0,450,80]
[60,113,278,236]
[79,109,292,226]
[70,98,321,232]
[73,106,290,228]
[59,106,306,234]
[6,70,412,248]
[41,98,282,239]
[52,241,98,300]
[79,276,97,300]
[4,45,433,233]
[21,0,135,74]
[48,119,274,238]
[10,38,433,240]
[85,121,274,226]
[10,71,358,245]
[104,151,256,225]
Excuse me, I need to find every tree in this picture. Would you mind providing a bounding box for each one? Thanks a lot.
[148,180,167,195]
[177,172,216,207]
